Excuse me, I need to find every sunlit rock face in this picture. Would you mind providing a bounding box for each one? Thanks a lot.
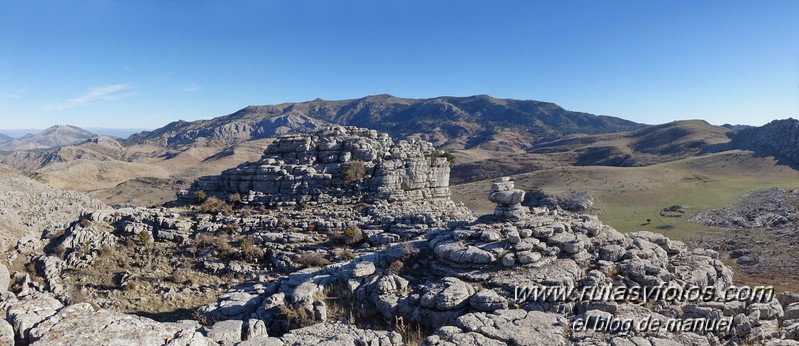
[183,126,452,206]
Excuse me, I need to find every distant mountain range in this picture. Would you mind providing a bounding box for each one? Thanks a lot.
[1,96,797,200]
[0,125,94,151]
[0,127,150,140]
[126,94,645,151]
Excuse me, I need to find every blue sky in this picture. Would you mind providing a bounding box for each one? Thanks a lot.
[1,0,797,129]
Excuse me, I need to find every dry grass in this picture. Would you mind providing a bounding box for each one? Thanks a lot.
[343,161,366,183]
[279,303,317,329]
[296,251,330,268]
[334,248,356,261]
[199,197,233,215]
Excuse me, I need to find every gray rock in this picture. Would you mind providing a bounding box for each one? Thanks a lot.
[208,320,243,345]
[469,290,509,311]
[517,251,541,264]
[784,302,799,321]
[501,253,516,267]
[0,264,8,292]
[347,261,376,279]
[420,277,476,310]
[6,293,63,344]
[29,303,190,346]
[200,291,265,321]
[445,309,568,346]
[531,227,554,239]
[279,323,403,345]
[0,318,12,346]
[489,190,525,205]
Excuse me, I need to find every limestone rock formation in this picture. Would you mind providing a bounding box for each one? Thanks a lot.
[0,165,105,246]
[725,118,799,164]
[184,126,452,206]
[489,177,529,219]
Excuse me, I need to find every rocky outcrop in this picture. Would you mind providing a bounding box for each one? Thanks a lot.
[0,166,105,247]
[489,177,528,219]
[723,118,799,163]
[29,303,194,345]
[693,188,799,229]
[524,188,597,213]
[185,177,799,345]
[184,126,452,206]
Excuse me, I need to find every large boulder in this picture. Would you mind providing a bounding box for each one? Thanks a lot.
[29,303,190,345]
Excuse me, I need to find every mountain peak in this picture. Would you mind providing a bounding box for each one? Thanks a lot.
[0,125,94,151]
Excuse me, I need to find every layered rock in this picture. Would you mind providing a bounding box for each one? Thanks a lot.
[183,126,452,206]
[489,177,528,219]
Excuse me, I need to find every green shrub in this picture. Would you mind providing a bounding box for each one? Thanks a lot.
[194,191,208,203]
[137,231,151,247]
[199,197,232,215]
[432,150,456,166]
[343,225,364,245]
[240,236,262,261]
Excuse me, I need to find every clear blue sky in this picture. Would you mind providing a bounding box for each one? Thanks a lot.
[1,0,797,129]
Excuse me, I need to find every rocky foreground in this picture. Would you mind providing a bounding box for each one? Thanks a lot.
[1,126,799,345]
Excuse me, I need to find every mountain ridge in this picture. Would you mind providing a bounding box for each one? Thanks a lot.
[0,125,94,151]
[125,94,645,150]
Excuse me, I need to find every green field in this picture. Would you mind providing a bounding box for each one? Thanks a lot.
[451,150,799,239]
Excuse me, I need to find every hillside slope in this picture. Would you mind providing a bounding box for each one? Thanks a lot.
[450,120,733,183]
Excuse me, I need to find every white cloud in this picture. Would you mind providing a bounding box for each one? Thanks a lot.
[43,83,132,111]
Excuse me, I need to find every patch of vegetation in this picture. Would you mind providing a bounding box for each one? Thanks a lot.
[199,197,233,216]
[394,316,431,346]
[137,231,152,247]
[388,260,405,275]
[280,303,317,329]
[432,150,456,166]
[194,191,208,203]
[239,236,263,262]
[330,225,364,246]
[218,223,240,235]
[296,251,330,268]
[227,192,242,204]
[342,161,366,183]
[334,248,356,261]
